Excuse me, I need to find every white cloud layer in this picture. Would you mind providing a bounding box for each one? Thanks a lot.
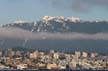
[1,27,108,40]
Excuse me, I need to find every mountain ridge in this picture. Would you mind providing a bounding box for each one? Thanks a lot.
[0,16,108,53]
[2,16,108,34]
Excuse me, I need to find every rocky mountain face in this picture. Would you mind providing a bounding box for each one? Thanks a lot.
[2,16,108,34]
[1,16,108,53]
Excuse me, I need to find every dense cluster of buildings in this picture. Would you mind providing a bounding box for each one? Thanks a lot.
[0,49,108,70]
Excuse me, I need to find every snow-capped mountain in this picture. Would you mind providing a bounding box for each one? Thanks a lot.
[2,16,108,34]
[1,16,108,53]
[2,16,81,33]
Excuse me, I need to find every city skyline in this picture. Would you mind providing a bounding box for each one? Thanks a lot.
[0,0,108,25]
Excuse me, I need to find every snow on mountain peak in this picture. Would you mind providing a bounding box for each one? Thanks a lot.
[42,16,65,21]
[12,20,34,26]
[65,17,80,22]
[14,20,27,24]
[42,16,80,23]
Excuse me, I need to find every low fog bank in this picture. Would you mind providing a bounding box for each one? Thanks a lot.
[0,27,108,53]
[0,27,108,40]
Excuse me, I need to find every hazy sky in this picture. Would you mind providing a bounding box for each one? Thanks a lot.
[0,0,108,25]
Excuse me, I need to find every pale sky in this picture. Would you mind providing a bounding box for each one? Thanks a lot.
[0,0,108,25]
